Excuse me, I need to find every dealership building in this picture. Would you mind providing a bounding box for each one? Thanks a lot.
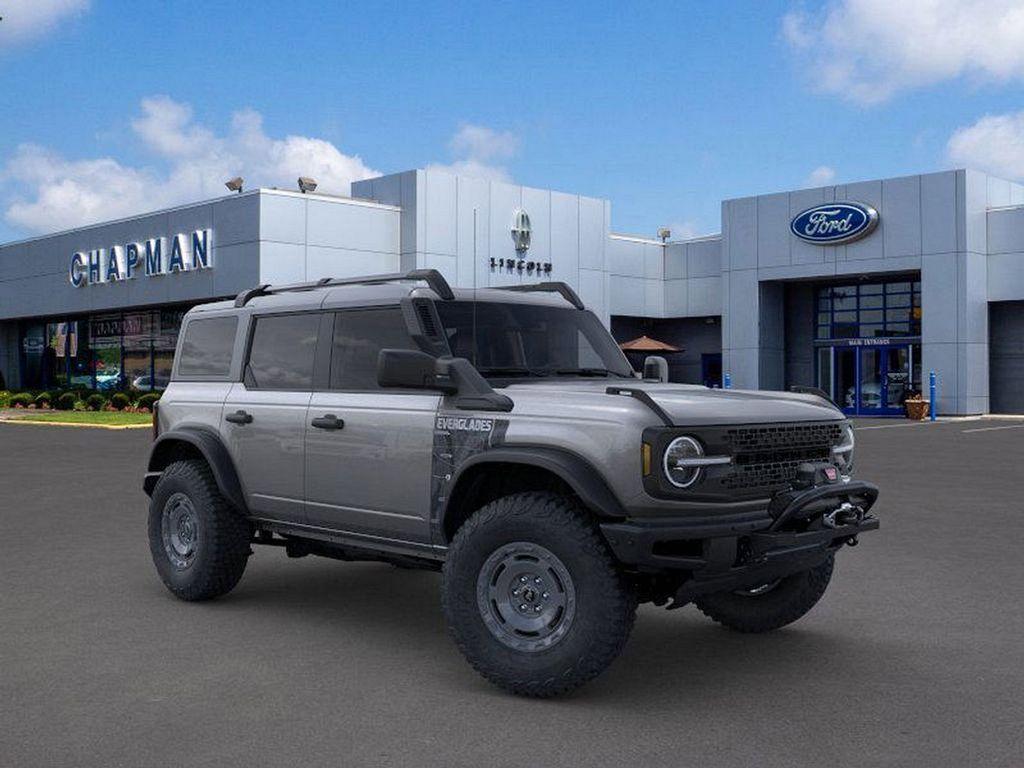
[1,166,1023,415]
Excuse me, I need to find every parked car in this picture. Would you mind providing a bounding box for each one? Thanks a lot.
[143,270,879,697]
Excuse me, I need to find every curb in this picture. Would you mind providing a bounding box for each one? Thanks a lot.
[0,418,151,431]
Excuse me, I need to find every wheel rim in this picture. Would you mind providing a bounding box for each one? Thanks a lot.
[734,580,781,597]
[476,542,577,653]
[161,492,199,569]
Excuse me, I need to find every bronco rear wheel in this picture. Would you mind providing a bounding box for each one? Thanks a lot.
[148,459,251,601]
[694,554,835,633]
[442,492,636,697]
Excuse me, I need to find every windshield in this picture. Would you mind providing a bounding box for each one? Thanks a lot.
[435,301,634,380]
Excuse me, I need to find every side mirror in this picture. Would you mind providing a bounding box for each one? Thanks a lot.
[643,355,669,382]
[378,349,456,392]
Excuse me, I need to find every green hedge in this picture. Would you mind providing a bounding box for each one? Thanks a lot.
[0,391,10,408]
[35,392,53,407]
[110,392,131,410]
[10,392,33,407]
[137,393,161,411]
[56,392,78,411]
[86,393,106,411]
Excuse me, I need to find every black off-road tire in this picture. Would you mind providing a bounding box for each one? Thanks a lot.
[442,492,637,698]
[694,554,835,633]
[148,459,251,601]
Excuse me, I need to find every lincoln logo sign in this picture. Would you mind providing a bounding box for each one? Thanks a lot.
[69,229,212,287]
[790,202,878,245]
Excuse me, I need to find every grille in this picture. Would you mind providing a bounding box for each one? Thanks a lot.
[413,299,441,339]
[721,422,841,491]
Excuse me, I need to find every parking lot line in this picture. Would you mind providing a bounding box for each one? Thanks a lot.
[961,423,1024,434]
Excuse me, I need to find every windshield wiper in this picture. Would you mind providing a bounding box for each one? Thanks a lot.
[554,367,624,378]
[477,366,550,378]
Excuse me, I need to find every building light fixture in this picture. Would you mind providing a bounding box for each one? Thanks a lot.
[225,177,244,194]
[298,176,318,194]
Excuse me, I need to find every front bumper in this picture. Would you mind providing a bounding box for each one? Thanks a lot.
[600,479,879,599]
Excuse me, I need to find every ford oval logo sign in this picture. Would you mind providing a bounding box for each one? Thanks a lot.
[790,202,879,245]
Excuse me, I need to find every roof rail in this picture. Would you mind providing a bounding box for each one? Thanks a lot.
[496,281,585,310]
[233,268,454,307]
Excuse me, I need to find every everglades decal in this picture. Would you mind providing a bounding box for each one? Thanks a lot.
[430,414,508,539]
[435,416,495,433]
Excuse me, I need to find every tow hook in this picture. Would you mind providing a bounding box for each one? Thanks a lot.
[846,536,859,547]
[823,501,862,529]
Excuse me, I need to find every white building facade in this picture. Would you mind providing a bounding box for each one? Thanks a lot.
[2,167,1023,415]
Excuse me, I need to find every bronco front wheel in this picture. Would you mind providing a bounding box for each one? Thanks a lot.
[694,554,835,633]
[442,492,636,697]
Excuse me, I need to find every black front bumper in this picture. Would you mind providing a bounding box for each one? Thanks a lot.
[600,480,879,599]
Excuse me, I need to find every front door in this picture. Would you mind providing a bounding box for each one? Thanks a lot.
[829,343,911,416]
[303,307,439,544]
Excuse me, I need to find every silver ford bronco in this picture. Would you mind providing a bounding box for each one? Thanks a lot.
[144,269,878,697]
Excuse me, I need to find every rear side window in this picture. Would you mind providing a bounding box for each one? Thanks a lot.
[245,313,320,390]
[176,316,238,378]
[330,308,418,390]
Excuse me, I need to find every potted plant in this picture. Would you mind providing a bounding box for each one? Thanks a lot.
[904,390,929,420]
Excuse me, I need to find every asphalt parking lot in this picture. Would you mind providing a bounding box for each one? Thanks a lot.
[2,419,1023,767]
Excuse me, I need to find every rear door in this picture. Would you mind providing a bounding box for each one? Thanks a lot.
[223,311,321,523]
[304,306,440,543]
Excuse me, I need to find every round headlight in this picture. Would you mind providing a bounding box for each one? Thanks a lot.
[663,436,705,488]
[832,422,855,474]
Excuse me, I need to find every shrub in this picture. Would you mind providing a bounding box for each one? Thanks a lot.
[35,392,53,408]
[86,394,106,411]
[110,392,131,410]
[137,393,161,411]
[56,392,78,411]
[10,392,33,408]
[0,391,10,408]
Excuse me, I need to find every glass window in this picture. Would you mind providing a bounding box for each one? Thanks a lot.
[177,316,238,378]
[859,310,884,324]
[90,314,122,390]
[860,294,883,309]
[245,313,318,389]
[887,293,911,308]
[436,301,634,380]
[886,282,911,293]
[330,308,418,390]
[859,283,883,295]
[834,295,857,311]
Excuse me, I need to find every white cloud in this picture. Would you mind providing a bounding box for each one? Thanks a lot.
[667,221,709,241]
[1,95,379,234]
[805,165,836,186]
[947,110,1024,178]
[427,123,518,181]
[0,0,89,46]
[783,0,1024,104]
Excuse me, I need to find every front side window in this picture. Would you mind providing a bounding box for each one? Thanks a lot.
[330,308,417,390]
[246,313,319,390]
[177,316,238,378]
[435,301,633,380]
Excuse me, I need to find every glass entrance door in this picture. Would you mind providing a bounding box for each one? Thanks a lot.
[825,343,912,416]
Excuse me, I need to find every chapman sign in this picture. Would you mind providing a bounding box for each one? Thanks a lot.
[69,229,212,287]
[790,202,878,245]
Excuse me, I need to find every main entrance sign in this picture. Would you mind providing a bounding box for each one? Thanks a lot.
[70,229,212,287]
[790,202,878,245]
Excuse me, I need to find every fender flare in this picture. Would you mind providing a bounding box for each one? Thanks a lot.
[442,445,627,526]
[143,427,247,513]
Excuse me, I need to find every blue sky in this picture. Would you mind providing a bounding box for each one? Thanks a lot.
[2,0,1024,244]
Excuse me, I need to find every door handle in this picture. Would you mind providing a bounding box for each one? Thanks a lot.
[311,414,344,430]
[225,409,253,425]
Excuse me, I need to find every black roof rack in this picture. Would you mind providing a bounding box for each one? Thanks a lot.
[496,281,585,310]
[233,268,454,307]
